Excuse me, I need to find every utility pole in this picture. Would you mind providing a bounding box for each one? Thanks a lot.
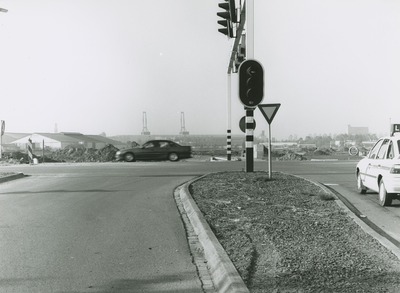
[246,0,254,59]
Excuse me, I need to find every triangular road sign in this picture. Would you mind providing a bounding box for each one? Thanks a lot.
[258,103,281,124]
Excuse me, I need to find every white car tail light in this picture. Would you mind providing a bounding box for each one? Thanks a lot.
[390,164,400,174]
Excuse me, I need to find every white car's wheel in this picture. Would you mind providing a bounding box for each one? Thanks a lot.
[357,172,367,194]
[379,180,392,207]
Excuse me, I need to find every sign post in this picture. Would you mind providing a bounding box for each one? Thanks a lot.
[28,138,33,164]
[258,104,281,179]
[0,120,4,159]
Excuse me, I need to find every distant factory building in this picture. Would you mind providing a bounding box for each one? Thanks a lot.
[347,125,369,135]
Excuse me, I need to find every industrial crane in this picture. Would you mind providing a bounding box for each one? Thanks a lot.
[179,112,189,135]
[141,112,150,135]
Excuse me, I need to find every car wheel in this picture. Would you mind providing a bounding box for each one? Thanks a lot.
[168,152,179,162]
[124,153,135,162]
[357,172,367,194]
[379,180,392,206]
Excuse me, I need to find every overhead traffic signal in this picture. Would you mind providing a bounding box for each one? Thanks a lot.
[238,59,264,107]
[217,0,237,38]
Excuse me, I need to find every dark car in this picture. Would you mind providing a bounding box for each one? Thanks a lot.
[115,140,192,162]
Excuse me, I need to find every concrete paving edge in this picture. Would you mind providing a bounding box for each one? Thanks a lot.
[179,179,250,293]
[0,173,25,184]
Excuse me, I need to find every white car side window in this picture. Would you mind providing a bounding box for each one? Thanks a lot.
[368,140,383,159]
[386,141,394,159]
[376,139,389,159]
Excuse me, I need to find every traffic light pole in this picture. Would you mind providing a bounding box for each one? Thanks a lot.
[246,0,254,59]
[226,5,246,161]
[227,72,232,161]
[245,107,254,172]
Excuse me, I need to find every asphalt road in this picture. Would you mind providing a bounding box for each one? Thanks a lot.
[0,162,212,293]
[0,159,399,292]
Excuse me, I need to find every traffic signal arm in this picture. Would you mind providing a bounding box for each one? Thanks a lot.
[227,3,246,73]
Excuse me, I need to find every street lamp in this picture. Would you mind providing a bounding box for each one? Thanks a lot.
[0,8,8,13]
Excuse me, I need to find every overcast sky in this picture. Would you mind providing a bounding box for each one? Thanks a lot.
[0,0,399,140]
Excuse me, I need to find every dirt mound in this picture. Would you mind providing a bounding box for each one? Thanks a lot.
[2,145,119,164]
[49,144,119,162]
[313,148,334,155]
[276,151,306,161]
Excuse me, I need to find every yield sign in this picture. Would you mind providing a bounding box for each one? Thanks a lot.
[258,103,281,124]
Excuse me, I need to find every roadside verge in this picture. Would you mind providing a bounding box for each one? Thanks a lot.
[177,172,400,292]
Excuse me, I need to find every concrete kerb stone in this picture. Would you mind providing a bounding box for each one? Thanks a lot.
[179,178,250,293]
[0,173,25,184]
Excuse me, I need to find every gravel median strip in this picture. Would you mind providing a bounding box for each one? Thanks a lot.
[188,171,400,293]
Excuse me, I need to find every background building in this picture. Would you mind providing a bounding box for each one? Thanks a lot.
[347,125,369,135]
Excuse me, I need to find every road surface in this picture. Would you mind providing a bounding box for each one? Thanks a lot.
[0,159,399,292]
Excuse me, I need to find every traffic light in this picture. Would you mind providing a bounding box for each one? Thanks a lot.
[217,0,237,38]
[238,60,264,107]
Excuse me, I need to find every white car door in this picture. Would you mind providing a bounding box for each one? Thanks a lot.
[365,139,389,191]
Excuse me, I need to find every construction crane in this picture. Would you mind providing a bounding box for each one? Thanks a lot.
[141,112,150,135]
[179,112,189,135]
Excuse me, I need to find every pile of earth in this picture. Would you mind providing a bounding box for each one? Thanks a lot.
[1,144,120,164]
[275,150,306,161]
[0,151,36,165]
[313,147,335,155]
[48,144,119,162]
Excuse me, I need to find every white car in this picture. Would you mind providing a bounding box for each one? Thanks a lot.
[356,131,400,206]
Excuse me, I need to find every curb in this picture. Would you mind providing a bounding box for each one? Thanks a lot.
[0,173,25,184]
[179,179,250,293]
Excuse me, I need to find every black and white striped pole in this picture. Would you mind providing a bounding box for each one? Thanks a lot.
[227,72,232,161]
[245,108,255,171]
[28,138,33,164]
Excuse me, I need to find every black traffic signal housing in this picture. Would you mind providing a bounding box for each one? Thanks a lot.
[217,0,237,38]
[239,60,264,107]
